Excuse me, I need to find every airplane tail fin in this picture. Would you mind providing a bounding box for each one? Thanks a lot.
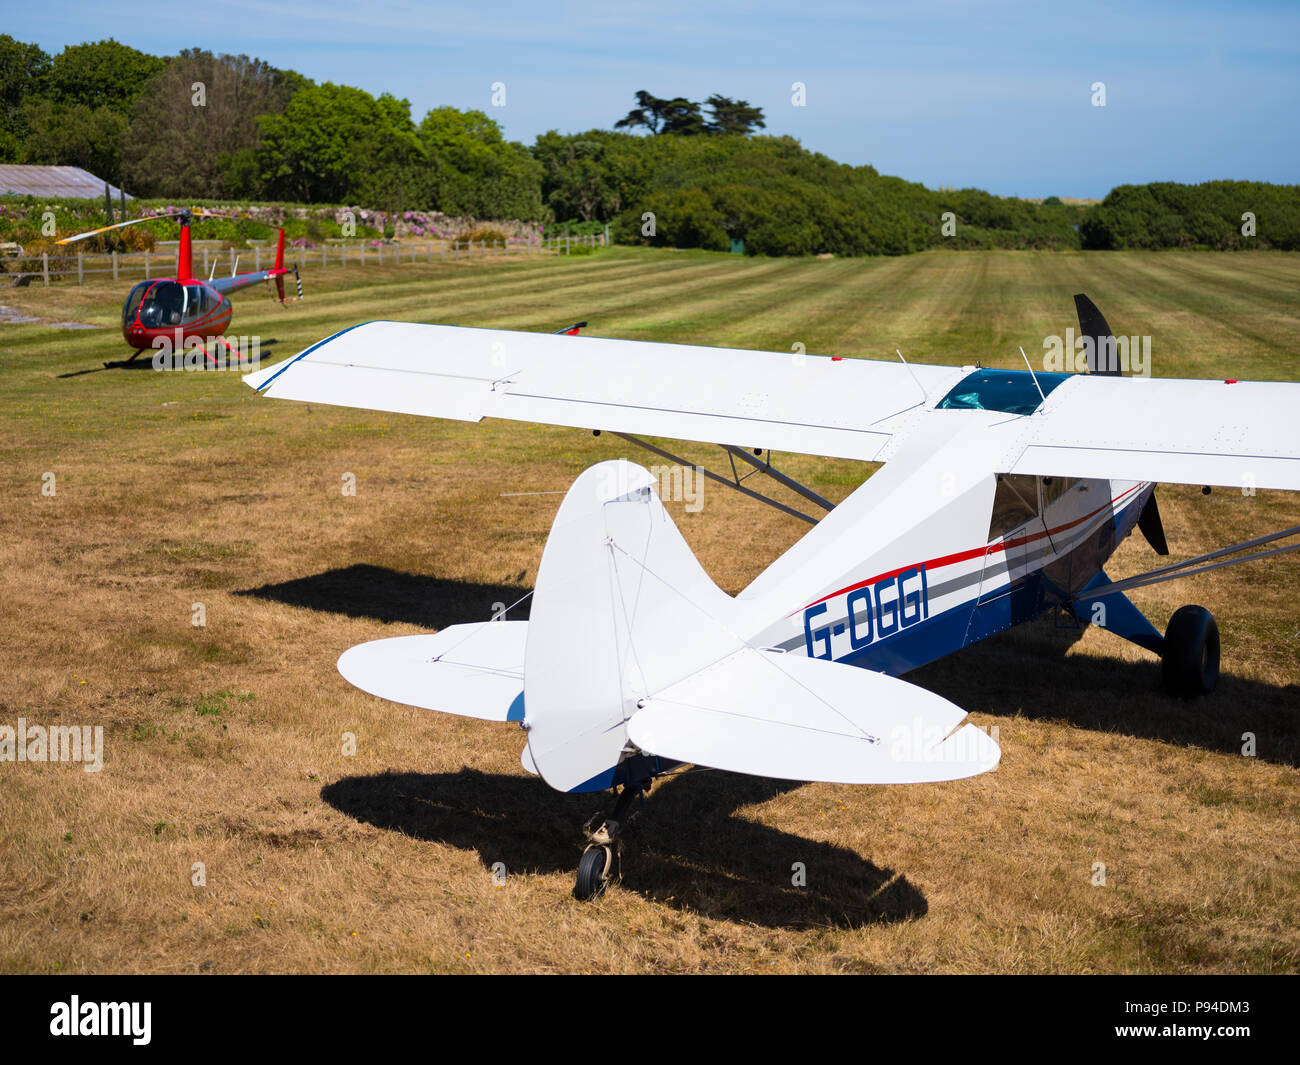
[522,460,1000,791]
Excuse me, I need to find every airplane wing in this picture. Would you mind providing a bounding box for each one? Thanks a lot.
[244,320,1300,489]
[243,321,963,462]
[1005,374,1300,491]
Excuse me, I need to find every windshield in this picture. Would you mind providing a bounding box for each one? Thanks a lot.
[137,281,185,328]
[122,281,151,326]
[937,368,1072,416]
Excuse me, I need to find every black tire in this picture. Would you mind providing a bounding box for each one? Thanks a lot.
[1162,605,1219,698]
[574,846,610,901]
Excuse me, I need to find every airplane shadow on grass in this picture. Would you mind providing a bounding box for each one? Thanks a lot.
[236,563,531,630]
[911,614,1300,768]
[282,566,1299,925]
[321,767,925,932]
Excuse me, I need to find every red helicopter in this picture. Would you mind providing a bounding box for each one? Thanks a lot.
[57,208,302,368]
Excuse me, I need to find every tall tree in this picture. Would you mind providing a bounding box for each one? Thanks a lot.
[46,39,165,112]
[122,50,304,198]
[257,82,420,203]
[616,90,760,136]
[704,94,765,135]
[418,107,543,220]
[18,99,128,177]
[615,91,708,135]
[614,90,672,134]
[0,36,51,161]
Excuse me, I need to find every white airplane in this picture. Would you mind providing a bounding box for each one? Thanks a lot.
[245,297,1300,900]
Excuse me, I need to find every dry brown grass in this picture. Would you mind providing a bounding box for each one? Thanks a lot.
[0,247,1297,973]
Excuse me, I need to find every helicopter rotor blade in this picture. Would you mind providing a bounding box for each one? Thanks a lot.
[55,211,189,245]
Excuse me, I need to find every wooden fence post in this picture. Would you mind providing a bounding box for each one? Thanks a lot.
[42,252,49,286]
[112,250,118,281]
[77,250,83,285]
[145,250,150,277]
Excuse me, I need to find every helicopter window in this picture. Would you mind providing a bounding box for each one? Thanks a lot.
[185,285,206,318]
[122,281,150,326]
[138,281,185,328]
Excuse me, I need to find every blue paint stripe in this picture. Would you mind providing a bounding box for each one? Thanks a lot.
[254,320,377,392]
[834,490,1150,676]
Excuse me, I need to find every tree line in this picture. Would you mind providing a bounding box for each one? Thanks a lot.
[2,35,1296,253]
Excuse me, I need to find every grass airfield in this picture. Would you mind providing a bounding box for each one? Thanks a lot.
[1,245,1298,973]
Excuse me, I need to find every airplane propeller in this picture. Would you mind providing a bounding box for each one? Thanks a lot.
[1074,291,1170,554]
[1074,292,1122,377]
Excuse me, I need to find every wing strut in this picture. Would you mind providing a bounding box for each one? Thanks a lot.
[1070,524,1300,600]
[610,432,830,524]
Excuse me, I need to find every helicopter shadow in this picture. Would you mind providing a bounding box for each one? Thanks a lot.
[322,767,925,931]
[56,338,283,378]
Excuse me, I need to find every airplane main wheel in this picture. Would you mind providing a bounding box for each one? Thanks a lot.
[574,845,611,901]
[1162,605,1219,698]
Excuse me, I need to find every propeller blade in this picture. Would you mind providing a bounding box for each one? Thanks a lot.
[1138,491,1170,555]
[1074,292,1122,376]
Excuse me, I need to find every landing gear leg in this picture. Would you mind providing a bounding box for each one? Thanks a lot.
[574,781,647,901]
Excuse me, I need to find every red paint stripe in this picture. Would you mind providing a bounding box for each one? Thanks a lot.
[791,483,1145,616]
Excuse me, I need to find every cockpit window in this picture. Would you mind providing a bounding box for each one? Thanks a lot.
[123,281,151,326]
[138,281,185,328]
[937,368,1072,416]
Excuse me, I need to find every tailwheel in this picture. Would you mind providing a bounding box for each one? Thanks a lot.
[1162,605,1219,697]
[575,845,612,901]
[573,780,647,901]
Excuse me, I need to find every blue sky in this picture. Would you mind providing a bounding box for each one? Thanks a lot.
[11,1,1299,197]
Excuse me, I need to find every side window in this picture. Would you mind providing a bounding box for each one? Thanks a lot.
[989,474,1039,540]
[1040,476,1078,509]
[185,285,206,318]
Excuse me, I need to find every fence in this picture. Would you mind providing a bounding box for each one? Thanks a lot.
[1,231,609,287]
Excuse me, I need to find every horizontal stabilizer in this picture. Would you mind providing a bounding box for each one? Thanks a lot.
[628,648,1000,784]
[338,622,525,721]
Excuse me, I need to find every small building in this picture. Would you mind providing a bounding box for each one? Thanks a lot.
[0,164,131,200]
